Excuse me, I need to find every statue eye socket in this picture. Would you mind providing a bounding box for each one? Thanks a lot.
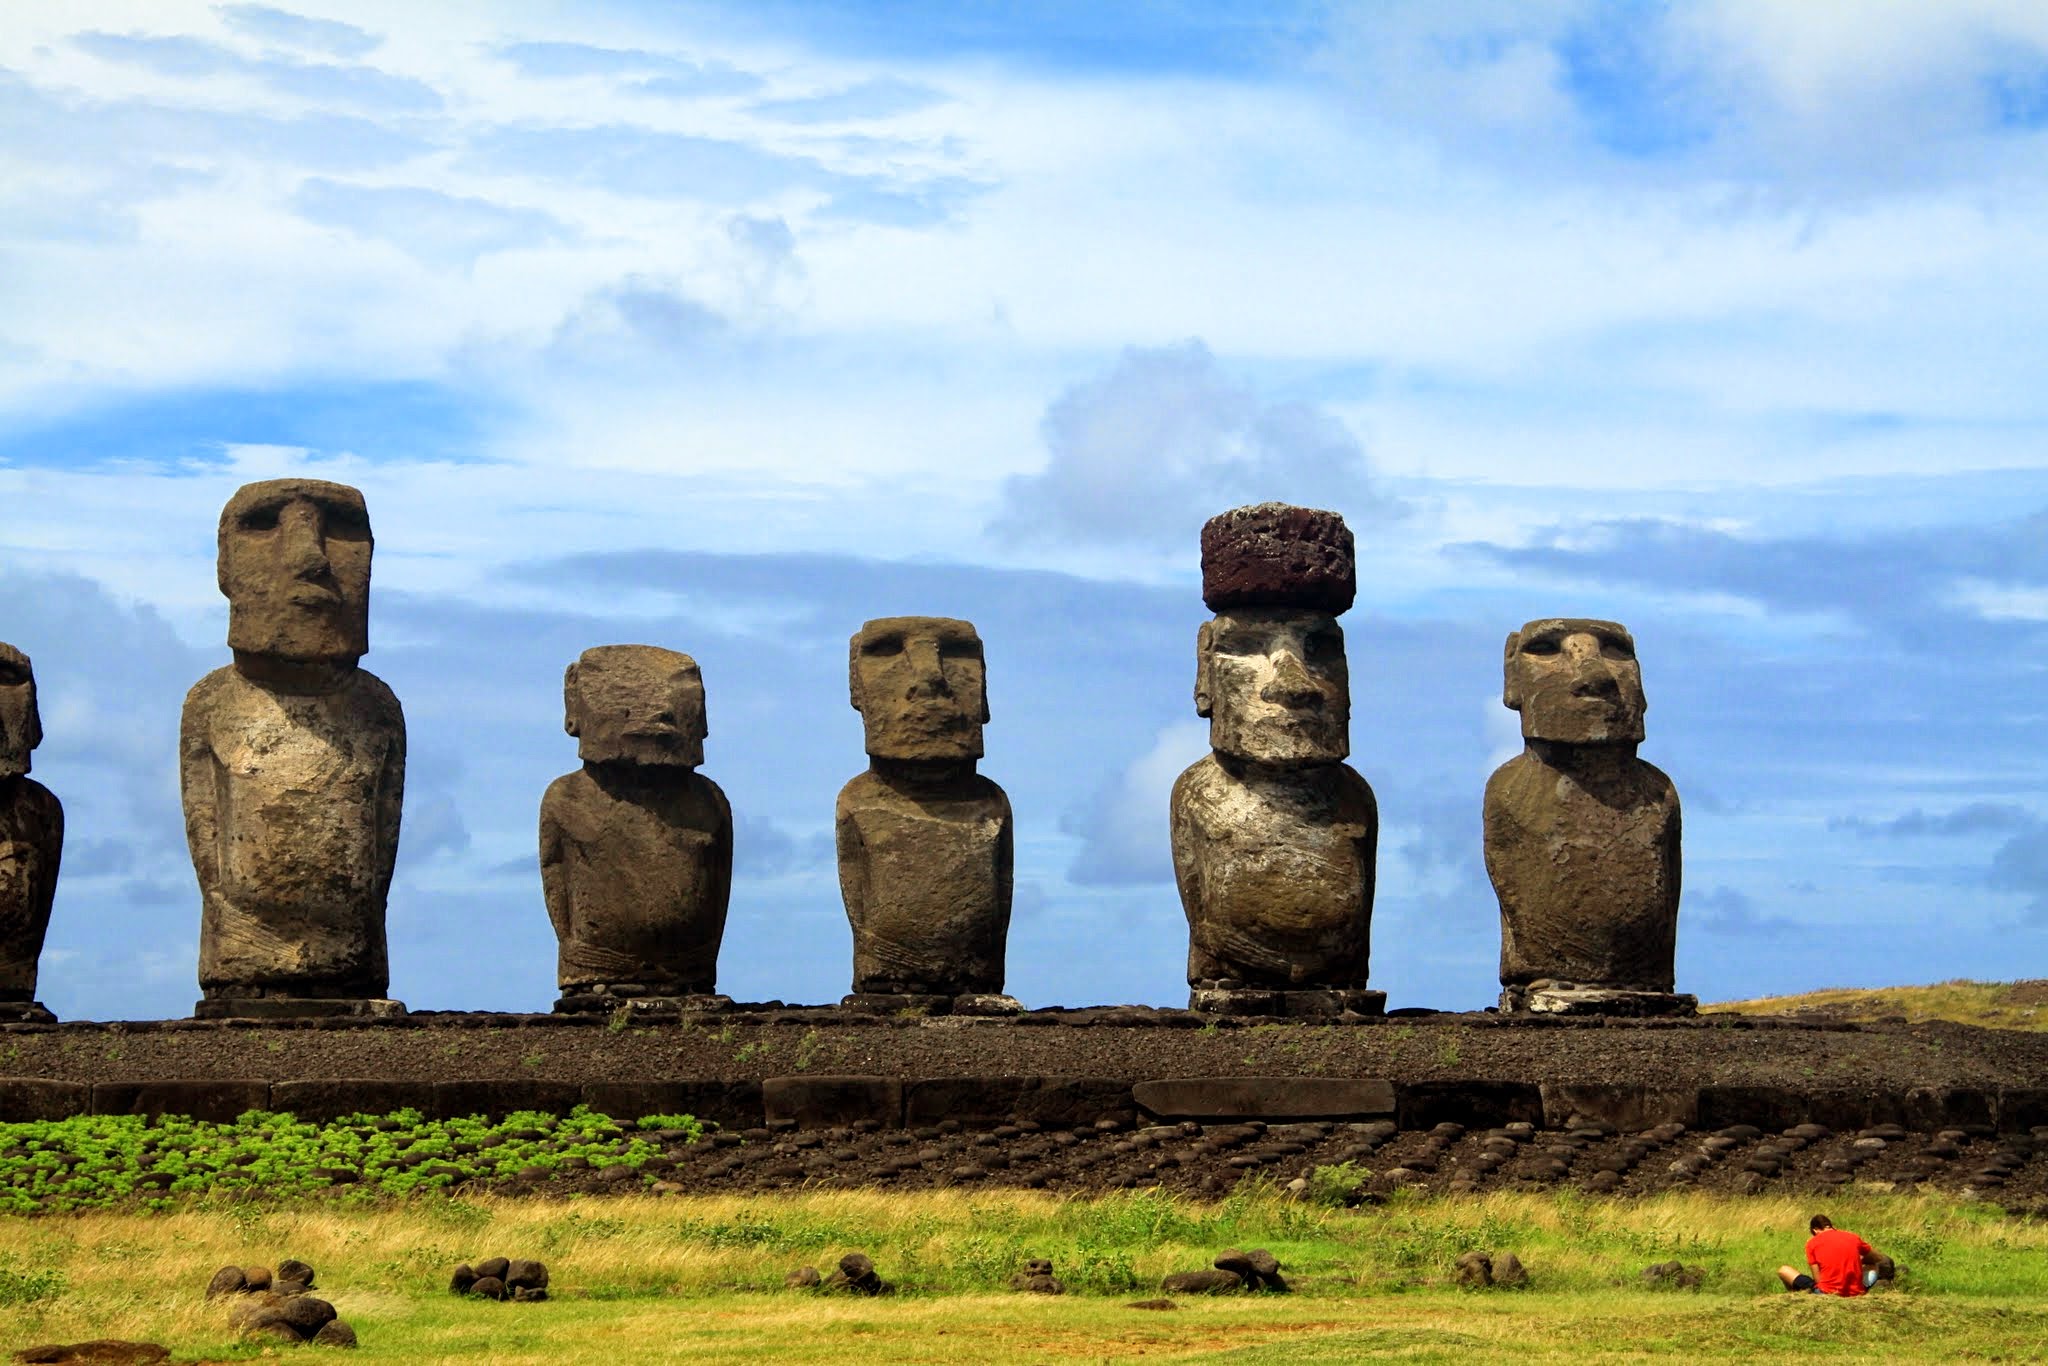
[862,638,903,657]
[237,505,281,532]
[322,505,371,540]
[0,664,26,686]
[938,640,981,660]
[1522,639,1561,657]
[1304,632,1340,661]
[1600,640,1634,661]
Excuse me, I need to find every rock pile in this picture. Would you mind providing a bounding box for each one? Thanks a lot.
[14,1344,170,1365]
[786,1252,890,1295]
[1640,1260,1705,1290]
[206,1259,355,1347]
[1453,1250,1528,1289]
[1008,1257,1064,1294]
[449,1257,550,1301]
[1159,1247,1287,1294]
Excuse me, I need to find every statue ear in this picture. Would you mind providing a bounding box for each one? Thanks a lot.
[23,683,40,753]
[1193,620,1216,718]
[846,634,864,713]
[1501,631,1524,711]
[562,662,582,738]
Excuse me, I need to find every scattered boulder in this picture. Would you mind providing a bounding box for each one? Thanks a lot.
[1126,1298,1178,1311]
[784,1266,821,1289]
[231,1291,337,1342]
[277,1258,316,1289]
[1160,1269,1242,1295]
[1493,1252,1529,1288]
[474,1257,511,1282]
[204,1266,247,1300]
[452,1256,548,1301]
[13,1345,170,1366]
[504,1260,549,1292]
[311,1320,359,1349]
[1212,1248,1288,1292]
[1453,1251,1493,1288]
[468,1276,506,1301]
[1869,1253,1898,1283]
[242,1265,273,1292]
[449,1264,476,1296]
[1640,1260,1705,1290]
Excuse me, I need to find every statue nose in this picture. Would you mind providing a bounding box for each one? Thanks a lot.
[280,503,332,579]
[1260,651,1322,707]
[904,641,952,698]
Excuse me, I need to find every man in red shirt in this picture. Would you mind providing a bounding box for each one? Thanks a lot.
[1777,1214,1883,1295]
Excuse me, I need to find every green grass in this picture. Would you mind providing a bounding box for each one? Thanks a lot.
[1,1187,2045,1361]
[1704,978,2048,1031]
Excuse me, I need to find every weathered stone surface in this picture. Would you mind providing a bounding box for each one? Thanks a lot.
[276,1259,314,1288]
[1133,1077,1394,1121]
[432,1081,580,1122]
[1540,1083,1699,1131]
[243,1266,273,1292]
[467,1276,505,1301]
[91,1080,271,1124]
[0,643,60,1022]
[582,1080,761,1129]
[1505,984,1696,1016]
[272,1079,435,1122]
[1696,1086,1904,1133]
[1396,1081,1543,1130]
[1488,619,1682,1005]
[448,1264,475,1296]
[764,1075,903,1129]
[900,1076,1130,1128]
[473,1258,511,1282]
[1188,987,1384,1018]
[541,646,731,1004]
[1642,1260,1705,1290]
[0,1079,88,1122]
[838,618,1013,997]
[183,480,404,1012]
[204,1266,247,1299]
[1160,1269,1243,1295]
[1175,509,1376,1007]
[1199,503,1356,614]
[13,1344,170,1365]
[1452,1251,1492,1287]
[504,1260,548,1291]
[1904,1086,1995,1132]
[1492,1252,1528,1288]
[783,1266,820,1289]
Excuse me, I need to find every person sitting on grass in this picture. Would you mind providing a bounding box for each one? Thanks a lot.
[1777,1214,1884,1296]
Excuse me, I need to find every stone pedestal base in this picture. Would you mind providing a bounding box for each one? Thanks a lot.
[554,992,733,1017]
[193,997,407,1021]
[1500,982,1696,1017]
[0,1000,56,1024]
[841,992,1024,1017]
[1189,985,1386,1018]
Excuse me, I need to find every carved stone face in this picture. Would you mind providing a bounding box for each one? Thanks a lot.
[1503,618,1646,744]
[219,479,372,662]
[0,642,39,779]
[566,645,706,768]
[1196,608,1350,765]
[849,617,987,762]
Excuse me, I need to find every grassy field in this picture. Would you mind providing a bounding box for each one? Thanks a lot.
[1704,978,2048,1030]
[2,1187,2045,1362]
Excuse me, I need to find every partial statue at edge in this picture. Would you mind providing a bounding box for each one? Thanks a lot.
[0,643,62,1024]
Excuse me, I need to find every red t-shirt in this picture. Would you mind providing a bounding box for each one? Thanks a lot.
[1805,1228,1874,1296]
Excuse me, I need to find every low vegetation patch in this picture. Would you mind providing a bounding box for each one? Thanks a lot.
[0,1106,693,1213]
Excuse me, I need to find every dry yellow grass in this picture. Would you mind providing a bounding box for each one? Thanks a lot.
[1703,978,2048,1030]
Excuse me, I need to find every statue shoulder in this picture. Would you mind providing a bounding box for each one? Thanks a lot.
[347,668,405,725]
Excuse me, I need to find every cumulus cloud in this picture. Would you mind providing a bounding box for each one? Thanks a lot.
[218,5,381,59]
[72,30,442,112]
[291,179,573,265]
[1834,802,2038,838]
[1689,884,1797,936]
[991,340,1402,548]
[1062,720,1207,887]
[751,76,950,123]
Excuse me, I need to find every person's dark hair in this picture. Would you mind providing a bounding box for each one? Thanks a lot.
[1810,1214,1833,1232]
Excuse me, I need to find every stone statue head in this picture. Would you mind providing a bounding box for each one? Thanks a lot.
[219,478,372,663]
[1195,609,1350,764]
[0,641,40,779]
[848,616,987,762]
[565,645,706,768]
[1503,617,1646,745]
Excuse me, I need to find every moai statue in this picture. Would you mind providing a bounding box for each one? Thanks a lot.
[1485,618,1693,1016]
[836,616,1018,1015]
[180,479,406,1019]
[0,643,61,1024]
[1171,503,1382,1017]
[540,645,733,1015]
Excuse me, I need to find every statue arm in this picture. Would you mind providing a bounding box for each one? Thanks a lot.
[34,786,61,935]
[374,697,406,905]
[538,781,571,942]
[177,688,221,896]
[1168,763,1206,930]
[834,788,867,936]
[708,780,734,920]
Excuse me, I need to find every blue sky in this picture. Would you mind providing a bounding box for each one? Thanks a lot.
[3,0,2047,1019]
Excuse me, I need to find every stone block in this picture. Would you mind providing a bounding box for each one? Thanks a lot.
[1540,1083,1699,1131]
[1996,1088,2048,1132]
[762,1075,903,1129]
[271,1079,436,1122]
[92,1080,271,1123]
[1394,1080,1542,1129]
[1697,1086,1903,1133]
[1903,1086,1995,1132]
[1134,1077,1395,1121]
[0,1077,88,1121]
[431,1080,580,1122]
[583,1080,762,1129]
